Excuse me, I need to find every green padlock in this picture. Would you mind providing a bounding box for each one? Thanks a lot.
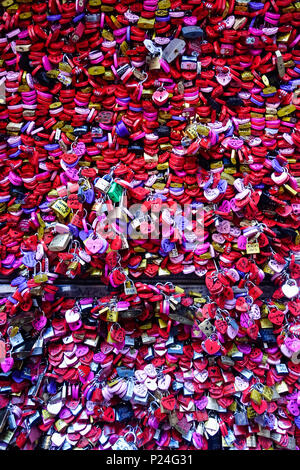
[108,182,123,203]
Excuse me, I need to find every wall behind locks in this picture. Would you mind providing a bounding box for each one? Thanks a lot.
[0,0,299,452]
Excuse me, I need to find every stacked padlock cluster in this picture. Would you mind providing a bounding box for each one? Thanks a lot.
[0,0,299,451]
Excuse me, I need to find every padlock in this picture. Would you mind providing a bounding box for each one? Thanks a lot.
[107,182,123,203]
[48,233,71,252]
[181,55,198,70]
[124,279,137,296]
[95,175,113,194]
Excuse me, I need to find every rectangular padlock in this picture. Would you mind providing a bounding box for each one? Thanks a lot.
[48,233,71,252]
[95,178,111,193]
[181,55,197,70]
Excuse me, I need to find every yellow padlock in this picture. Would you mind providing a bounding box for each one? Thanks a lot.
[250,389,262,405]
[106,310,118,323]
[51,199,70,218]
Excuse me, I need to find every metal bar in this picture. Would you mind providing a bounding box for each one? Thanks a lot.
[0,282,276,299]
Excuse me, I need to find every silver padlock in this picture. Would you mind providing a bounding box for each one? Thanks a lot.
[94,175,112,193]
[182,26,204,39]
[9,331,24,348]
[162,39,186,63]
[181,55,197,70]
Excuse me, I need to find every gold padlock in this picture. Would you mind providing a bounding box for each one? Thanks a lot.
[51,199,70,218]
[106,310,118,323]
[250,389,262,405]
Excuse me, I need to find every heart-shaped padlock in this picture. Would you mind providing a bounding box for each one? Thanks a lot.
[152,87,169,106]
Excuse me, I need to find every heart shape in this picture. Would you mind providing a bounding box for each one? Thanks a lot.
[65,309,80,324]
[247,323,259,340]
[111,236,122,251]
[158,374,171,391]
[152,89,169,106]
[51,433,65,447]
[144,364,157,378]
[145,377,157,391]
[234,376,249,391]
[217,220,230,234]
[134,383,148,398]
[135,370,147,383]
[203,338,220,355]
[102,407,115,422]
[240,312,253,329]
[205,417,219,436]
[204,188,220,201]
[75,345,89,358]
[249,304,261,320]
[32,316,47,331]
[237,235,248,250]
[282,281,299,299]
[252,399,267,415]
[161,396,176,411]
[227,325,238,339]
[1,357,14,373]
[215,319,227,334]
[216,72,232,87]
[268,310,285,325]
[194,369,208,383]
[84,237,102,254]
[287,401,299,417]
[195,396,208,410]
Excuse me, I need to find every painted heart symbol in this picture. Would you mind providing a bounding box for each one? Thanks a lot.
[1,357,14,373]
[161,396,176,411]
[203,338,220,355]
[268,310,285,325]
